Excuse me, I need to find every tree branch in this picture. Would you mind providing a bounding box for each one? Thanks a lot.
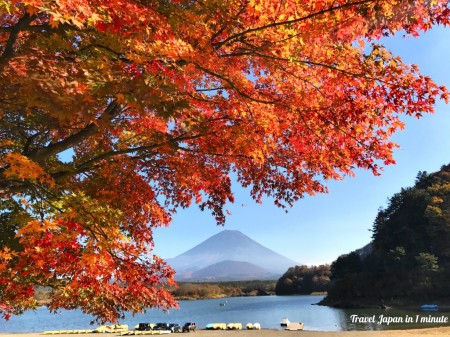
[26,101,123,164]
[222,50,366,78]
[194,63,280,104]
[212,0,374,48]
[52,131,210,180]
[0,14,36,71]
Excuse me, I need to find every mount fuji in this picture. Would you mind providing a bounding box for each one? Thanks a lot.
[166,230,299,281]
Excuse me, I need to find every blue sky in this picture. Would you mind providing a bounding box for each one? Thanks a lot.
[153,25,450,266]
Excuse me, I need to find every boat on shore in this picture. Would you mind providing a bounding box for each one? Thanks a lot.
[280,317,304,331]
[284,322,304,331]
[226,323,242,330]
[43,330,93,334]
[246,323,261,330]
[205,323,226,330]
[280,317,290,327]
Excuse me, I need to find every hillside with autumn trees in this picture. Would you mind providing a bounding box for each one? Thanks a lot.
[275,265,331,295]
[321,165,450,308]
[1,0,450,323]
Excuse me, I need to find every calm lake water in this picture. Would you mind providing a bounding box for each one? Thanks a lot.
[0,295,448,333]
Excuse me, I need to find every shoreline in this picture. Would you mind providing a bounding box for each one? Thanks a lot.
[1,327,450,337]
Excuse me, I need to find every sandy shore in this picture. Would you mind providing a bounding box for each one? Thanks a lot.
[1,327,450,337]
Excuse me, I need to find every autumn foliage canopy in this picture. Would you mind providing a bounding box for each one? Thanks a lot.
[1,0,449,322]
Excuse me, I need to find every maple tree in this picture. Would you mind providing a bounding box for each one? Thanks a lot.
[1,0,449,323]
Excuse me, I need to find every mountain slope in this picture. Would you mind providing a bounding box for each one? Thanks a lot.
[191,260,277,281]
[167,230,298,280]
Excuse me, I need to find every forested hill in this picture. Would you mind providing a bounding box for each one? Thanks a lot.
[275,265,331,295]
[321,164,450,308]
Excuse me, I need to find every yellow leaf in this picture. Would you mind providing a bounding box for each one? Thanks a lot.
[88,13,101,26]
[3,153,55,186]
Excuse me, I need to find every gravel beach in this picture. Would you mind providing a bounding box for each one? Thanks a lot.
[1,327,450,337]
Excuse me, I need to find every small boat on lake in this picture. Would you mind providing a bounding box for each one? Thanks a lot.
[420,304,439,311]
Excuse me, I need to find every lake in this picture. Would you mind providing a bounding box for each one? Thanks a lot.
[0,295,448,333]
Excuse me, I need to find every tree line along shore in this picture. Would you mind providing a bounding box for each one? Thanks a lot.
[34,279,329,304]
[34,281,279,303]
